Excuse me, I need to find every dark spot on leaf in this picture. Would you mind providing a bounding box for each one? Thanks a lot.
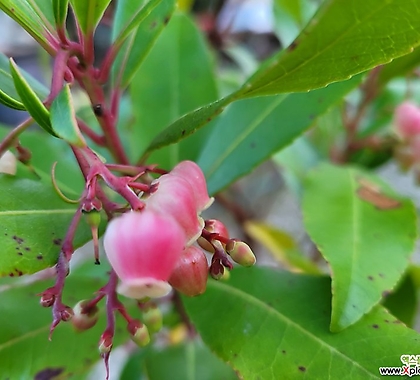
[393,320,402,324]
[368,275,374,281]
[298,366,306,372]
[9,273,14,277]
[181,130,186,136]
[25,247,30,251]
[250,142,256,148]
[379,273,384,278]
[53,238,62,246]
[164,16,170,25]
[318,97,324,104]
[382,290,391,297]
[384,319,389,323]
[12,235,24,244]
[4,233,7,236]
[287,41,298,51]
[15,269,23,276]
[233,353,238,358]
[282,350,286,354]
[34,367,64,380]
[37,255,43,260]
[352,304,356,308]
[356,178,401,209]
[308,114,315,120]
[17,252,23,256]
[207,117,212,122]
[372,324,379,329]
[150,21,157,29]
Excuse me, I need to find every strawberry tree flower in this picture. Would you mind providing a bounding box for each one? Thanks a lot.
[103,210,186,299]
[394,101,420,140]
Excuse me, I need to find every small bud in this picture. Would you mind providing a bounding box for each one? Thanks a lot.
[169,246,208,296]
[210,259,224,280]
[394,102,420,139]
[98,332,113,355]
[205,219,229,240]
[60,306,74,322]
[71,300,100,331]
[127,320,150,347]
[84,210,102,226]
[226,240,256,267]
[0,150,17,175]
[140,303,163,333]
[40,292,56,308]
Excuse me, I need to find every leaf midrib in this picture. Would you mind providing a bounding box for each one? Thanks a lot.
[208,279,377,378]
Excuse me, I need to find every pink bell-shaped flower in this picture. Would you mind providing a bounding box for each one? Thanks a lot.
[394,102,420,139]
[170,160,214,212]
[103,210,186,299]
[146,173,204,246]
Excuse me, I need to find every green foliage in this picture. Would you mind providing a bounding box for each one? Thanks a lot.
[69,0,111,35]
[183,267,420,380]
[302,163,417,331]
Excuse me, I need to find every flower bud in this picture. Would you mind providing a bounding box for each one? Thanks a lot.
[394,102,420,139]
[141,303,163,333]
[0,150,16,175]
[205,219,229,240]
[169,246,208,296]
[170,161,214,212]
[40,292,55,308]
[226,240,256,267]
[127,320,150,347]
[60,306,74,322]
[209,259,224,280]
[98,332,113,355]
[84,210,102,227]
[71,300,99,331]
[104,210,186,299]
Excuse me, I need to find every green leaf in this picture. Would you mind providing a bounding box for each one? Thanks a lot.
[130,12,218,167]
[0,0,55,51]
[144,341,238,380]
[183,267,420,379]
[9,59,57,137]
[69,0,111,35]
[240,0,420,97]
[0,264,128,379]
[0,53,48,111]
[112,0,176,89]
[50,84,86,147]
[0,176,92,276]
[198,76,361,195]
[52,0,69,27]
[302,163,417,331]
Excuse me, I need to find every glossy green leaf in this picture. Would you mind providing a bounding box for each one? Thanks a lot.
[240,0,420,97]
[112,0,175,89]
[69,0,111,35]
[0,0,55,51]
[302,163,417,331]
[183,267,420,379]
[0,176,93,276]
[198,76,361,195]
[0,263,128,379]
[131,12,218,167]
[0,53,48,111]
[144,341,238,380]
[52,0,69,27]
[50,85,86,147]
[9,59,57,137]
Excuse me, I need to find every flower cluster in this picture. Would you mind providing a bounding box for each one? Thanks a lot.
[393,101,420,179]
[103,160,256,300]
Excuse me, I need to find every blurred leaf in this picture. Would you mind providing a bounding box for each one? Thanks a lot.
[183,267,420,379]
[0,176,93,276]
[0,53,48,110]
[131,12,218,167]
[0,0,55,51]
[52,0,69,27]
[241,0,420,97]
[112,0,176,89]
[275,0,303,24]
[9,59,56,137]
[378,46,420,85]
[302,163,417,331]
[0,264,128,379]
[69,0,111,35]
[383,267,417,327]
[50,84,86,147]
[244,221,321,274]
[144,341,238,380]
[198,76,361,195]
